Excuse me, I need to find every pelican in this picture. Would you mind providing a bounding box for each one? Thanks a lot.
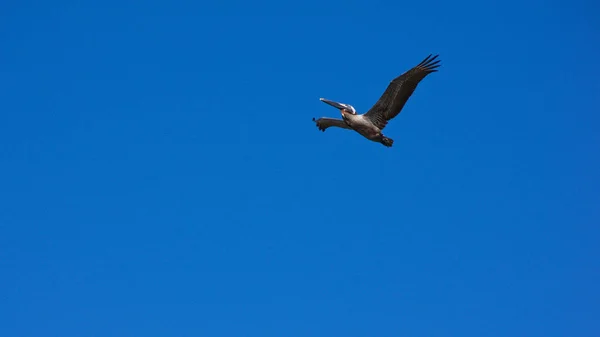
[313,54,441,147]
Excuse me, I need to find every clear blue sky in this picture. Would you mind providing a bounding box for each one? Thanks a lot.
[1,1,599,336]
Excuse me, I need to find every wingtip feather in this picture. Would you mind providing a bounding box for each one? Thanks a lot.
[418,54,433,66]
[418,54,441,72]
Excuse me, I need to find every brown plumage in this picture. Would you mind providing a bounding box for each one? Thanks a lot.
[363,54,441,130]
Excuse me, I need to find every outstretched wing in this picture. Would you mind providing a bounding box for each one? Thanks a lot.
[364,54,441,130]
[312,117,351,131]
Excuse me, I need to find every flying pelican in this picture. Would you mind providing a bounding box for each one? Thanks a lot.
[313,54,441,147]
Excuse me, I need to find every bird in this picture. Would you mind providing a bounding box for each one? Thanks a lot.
[312,54,441,147]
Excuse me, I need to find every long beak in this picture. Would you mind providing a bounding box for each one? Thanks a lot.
[320,98,346,110]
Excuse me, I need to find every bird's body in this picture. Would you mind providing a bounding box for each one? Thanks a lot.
[341,113,390,144]
[313,54,441,147]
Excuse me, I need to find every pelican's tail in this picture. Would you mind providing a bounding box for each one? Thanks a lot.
[381,136,394,147]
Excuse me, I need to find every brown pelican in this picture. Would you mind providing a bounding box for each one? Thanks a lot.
[313,54,441,147]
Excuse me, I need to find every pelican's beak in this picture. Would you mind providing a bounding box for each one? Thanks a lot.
[319,98,347,110]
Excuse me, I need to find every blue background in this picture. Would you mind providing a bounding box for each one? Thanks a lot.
[1,1,599,336]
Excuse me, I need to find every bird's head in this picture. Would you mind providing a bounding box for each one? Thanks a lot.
[320,98,356,116]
